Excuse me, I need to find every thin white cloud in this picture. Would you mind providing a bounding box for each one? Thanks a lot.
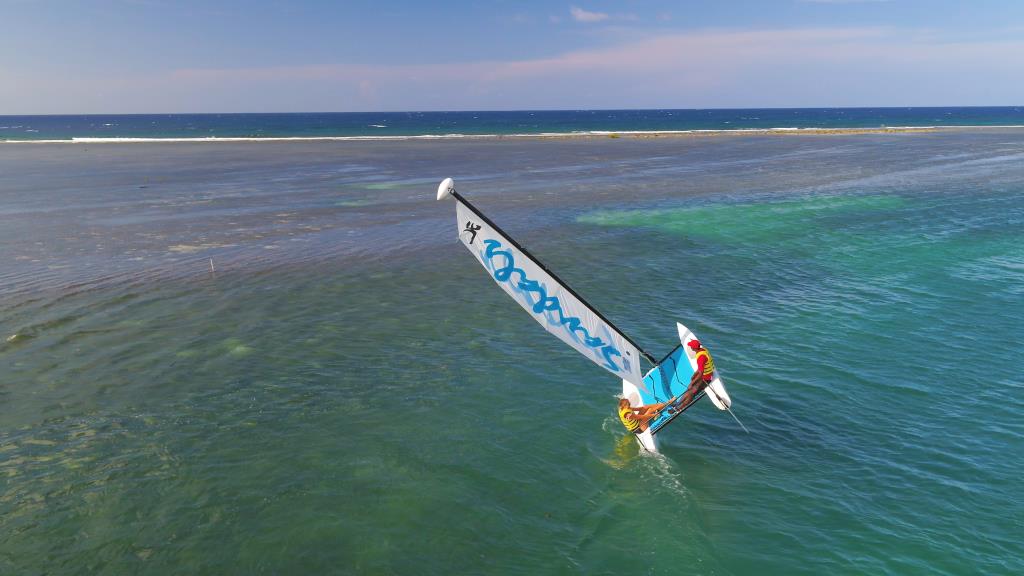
[570,6,609,23]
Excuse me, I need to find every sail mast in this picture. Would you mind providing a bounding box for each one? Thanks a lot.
[439,178,657,383]
[450,189,657,365]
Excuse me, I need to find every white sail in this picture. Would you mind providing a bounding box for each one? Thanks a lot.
[452,196,645,387]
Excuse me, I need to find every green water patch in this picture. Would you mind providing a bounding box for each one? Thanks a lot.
[579,191,1023,386]
[580,192,1022,292]
[333,199,375,207]
[358,177,438,191]
[579,194,907,246]
[361,182,402,190]
[221,337,253,357]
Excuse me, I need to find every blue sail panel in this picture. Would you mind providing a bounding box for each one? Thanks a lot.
[634,346,704,434]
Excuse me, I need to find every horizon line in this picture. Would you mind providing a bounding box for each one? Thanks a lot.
[3,105,1024,117]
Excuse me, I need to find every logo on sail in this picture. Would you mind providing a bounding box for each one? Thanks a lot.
[481,238,626,373]
[462,221,482,244]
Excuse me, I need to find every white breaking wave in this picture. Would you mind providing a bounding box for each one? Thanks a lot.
[2,125,1024,144]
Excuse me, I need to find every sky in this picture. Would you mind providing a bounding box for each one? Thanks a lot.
[2,0,1023,113]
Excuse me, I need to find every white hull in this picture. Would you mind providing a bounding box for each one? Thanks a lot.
[677,323,731,410]
[621,378,659,452]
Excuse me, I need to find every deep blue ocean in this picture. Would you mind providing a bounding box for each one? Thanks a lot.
[2,107,1024,141]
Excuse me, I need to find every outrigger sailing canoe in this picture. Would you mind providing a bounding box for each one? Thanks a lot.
[437,178,737,452]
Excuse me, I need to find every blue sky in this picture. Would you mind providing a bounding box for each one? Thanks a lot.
[2,0,1023,113]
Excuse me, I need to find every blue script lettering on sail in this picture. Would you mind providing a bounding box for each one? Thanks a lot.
[455,201,644,386]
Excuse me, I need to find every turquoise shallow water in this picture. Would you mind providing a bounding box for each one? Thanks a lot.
[1,132,1023,574]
